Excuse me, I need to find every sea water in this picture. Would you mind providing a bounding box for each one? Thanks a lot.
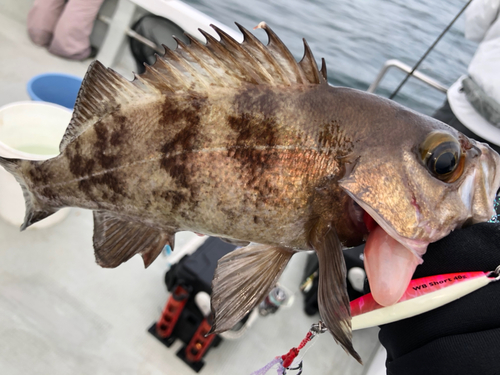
[185,0,477,115]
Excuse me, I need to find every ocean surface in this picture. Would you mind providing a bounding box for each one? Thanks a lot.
[183,0,478,116]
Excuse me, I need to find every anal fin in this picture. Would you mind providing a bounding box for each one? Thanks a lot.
[93,211,175,268]
[210,244,294,333]
[313,226,362,364]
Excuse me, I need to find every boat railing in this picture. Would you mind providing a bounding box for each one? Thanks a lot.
[367,59,448,95]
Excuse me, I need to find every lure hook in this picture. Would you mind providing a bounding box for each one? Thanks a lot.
[283,361,303,375]
[487,265,500,281]
[310,320,328,338]
[493,265,500,281]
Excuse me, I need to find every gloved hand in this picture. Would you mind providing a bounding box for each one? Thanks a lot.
[377,222,500,374]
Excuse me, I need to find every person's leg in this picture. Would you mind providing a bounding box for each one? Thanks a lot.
[48,0,105,60]
[27,0,66,47]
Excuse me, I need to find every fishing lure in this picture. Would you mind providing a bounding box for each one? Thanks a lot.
[252,265,499,374]
[351,265,500,330]
[250,322,327,375]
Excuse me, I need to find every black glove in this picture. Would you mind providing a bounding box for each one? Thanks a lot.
[377,222,500,374]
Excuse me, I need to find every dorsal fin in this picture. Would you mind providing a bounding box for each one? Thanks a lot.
[59,61,160,151]
[320,58,328,81]
[299,38,323,84]
[138,22,327,93]
[60,22,327,152]
[235,22,292,85]
[254,21,308,85]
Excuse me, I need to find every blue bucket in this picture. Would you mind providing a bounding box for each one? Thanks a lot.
[27,73,83,109]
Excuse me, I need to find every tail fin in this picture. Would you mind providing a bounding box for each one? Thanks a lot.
[0,156,57,230]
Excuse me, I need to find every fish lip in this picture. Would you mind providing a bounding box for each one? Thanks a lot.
[345,192,428,262]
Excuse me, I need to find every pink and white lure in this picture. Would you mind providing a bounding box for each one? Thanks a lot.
[250,267,499,374]
[351,266,500,330]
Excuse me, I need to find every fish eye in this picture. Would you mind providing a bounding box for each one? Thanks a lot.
[426,142,459,175]
[420,132,463,182]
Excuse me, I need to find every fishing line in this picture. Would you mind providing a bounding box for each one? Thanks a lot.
[389,0,473,100]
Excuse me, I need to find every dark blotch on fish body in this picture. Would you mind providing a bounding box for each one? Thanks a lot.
[232,86,278,116]
[161,190,187,210]
[228,113,278,147]
[78,172,125,198]
[109,113,128,147]
[159,97,208,203]
[94,121,119,170]
[69,153,95,177]
[28,164,53,186]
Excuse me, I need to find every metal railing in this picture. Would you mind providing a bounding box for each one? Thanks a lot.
[367,59,448,95]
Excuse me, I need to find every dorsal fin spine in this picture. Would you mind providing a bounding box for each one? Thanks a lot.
[183,34,232,86]
[133,73,153,89]
[211,25,273,84]
[192,29,228,72]
[299,38,321,84]
[164,47,195,74]
[199,28,261,85]
[178,35,228,87]
[195,31,248,84]
[59,61,156,151]
[320,58,328,82]
[211,25,269,79]
[235,23,292,85]
[155,55,190,90]
[168,39,212,90]
[143,63,174,92]
[258,23,307,85]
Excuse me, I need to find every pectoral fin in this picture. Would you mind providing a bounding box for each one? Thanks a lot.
[210,244,294,334]
[313,227,362,364]
[93,211,175,268]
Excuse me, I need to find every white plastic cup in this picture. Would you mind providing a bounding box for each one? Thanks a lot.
[0,101,72,229]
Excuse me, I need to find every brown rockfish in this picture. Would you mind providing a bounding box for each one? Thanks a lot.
[1,22,499,363]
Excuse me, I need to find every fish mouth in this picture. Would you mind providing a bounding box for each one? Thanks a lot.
[347,197,370,237]
[347,194,428,258]
[346,194,428,306]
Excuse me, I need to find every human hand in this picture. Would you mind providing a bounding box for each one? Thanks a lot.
[377,222,500,374]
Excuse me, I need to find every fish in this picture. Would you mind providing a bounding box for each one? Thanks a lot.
[0,22,499,363]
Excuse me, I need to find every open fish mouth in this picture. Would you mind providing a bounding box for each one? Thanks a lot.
[343,141,500,307]
[347,194,428,307]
